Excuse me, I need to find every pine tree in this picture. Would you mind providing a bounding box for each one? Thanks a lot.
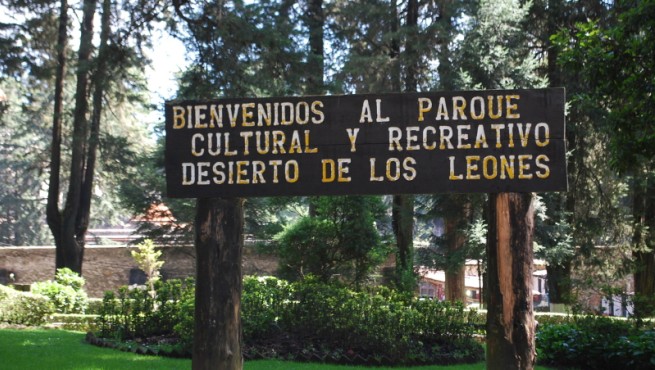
[459,0,546,368]
[555,0,655,317]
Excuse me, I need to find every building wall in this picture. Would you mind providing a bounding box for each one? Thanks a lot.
[0,245,278,297]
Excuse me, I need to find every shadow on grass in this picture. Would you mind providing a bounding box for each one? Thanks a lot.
[0,329,557,370]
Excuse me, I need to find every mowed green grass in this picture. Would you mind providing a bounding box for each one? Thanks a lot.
[0,329,556,370]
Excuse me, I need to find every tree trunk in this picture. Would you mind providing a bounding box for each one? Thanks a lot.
[545,263,571,306]
[392,194,415,291]
[433,0,469,303]
[306,0,324,95]
[403,0,418,91]
[389,0,418,293]
[78,0,111,244]
[47,0,68,263]
[435,0,455,91]
[632,170,655,317]
[545,0,573,308]
[305,0,323,218]
[53,0,97,274]
[445,217,466,302]
[486,193,536,370]
[193,197,244,370]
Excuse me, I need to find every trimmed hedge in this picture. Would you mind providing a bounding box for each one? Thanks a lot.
[241,277,483,365]
[96,276,484,366]
[45,314,99,332]
[0,284,54,326]
[536,315,655,369]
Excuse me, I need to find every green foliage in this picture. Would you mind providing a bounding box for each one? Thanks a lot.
[275,196,389,286]
[98,276,483,365]
[44,313,99,332]
[130,239,164,299]
[553,0,655,316]
[0,284,53,326]
[241,276,289,340]
[554,3,655,172]
[0,76,54,246]
[31,268,88,314]
[176,0,306,99]
[96,278,194,343]
[247,277,484,365]
[459,0,547,90]
[54,267,86,291]
[537,316,655,369]
[86,298,104,315]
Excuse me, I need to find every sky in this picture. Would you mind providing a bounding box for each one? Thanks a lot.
[144,31,188,123]
[1,4,189,124]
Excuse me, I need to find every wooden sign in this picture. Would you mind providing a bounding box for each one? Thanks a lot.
[165,88,566,198]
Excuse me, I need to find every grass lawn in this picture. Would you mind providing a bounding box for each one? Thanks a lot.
[0,329,557,369]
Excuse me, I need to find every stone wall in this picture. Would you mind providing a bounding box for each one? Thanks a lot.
[0,245,278,297]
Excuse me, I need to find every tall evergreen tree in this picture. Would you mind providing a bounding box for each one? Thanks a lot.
[1,0,155,249]
[45,0,162,273]
[330,0,458,292]
[425,0,474,303]
[554,0,655,316]
[459,0,546,368]
[1,1,68,246]
[527,0,619,310]
[173,1,310,367]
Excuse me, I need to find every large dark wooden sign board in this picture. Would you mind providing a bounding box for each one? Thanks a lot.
[166,88,566,198]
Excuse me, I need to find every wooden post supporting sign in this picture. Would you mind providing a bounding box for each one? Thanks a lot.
[486,192,536,369]
[193,197,244,370]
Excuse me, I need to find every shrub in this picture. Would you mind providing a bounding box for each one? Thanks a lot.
[86,298,104,315]
[96,278,194,343]
[241,276,288,339]
[95,276,484,366]
[537,315,655,369]
[32,268,88,314]
[130,239,164,302]
[256,277,483,365]
[45,313,99,331]
[0,284,54,326]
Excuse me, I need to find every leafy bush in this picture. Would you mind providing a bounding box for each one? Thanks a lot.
[32,268,88,314]
[0,284,54,326]
[275,196,389,286]
[269,278,483,365]
[96,276,484,366]
[86,298,104,315]
[130,239,164,301]
[96,278,194,343]
[534,312,575,327]
[537,315,655,369]
[241,276,288,339]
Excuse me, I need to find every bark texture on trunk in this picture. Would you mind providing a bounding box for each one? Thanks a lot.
[54,0,97,275]
[632,171,655,317]
[390,0,418,293]
[46,0,68,255]
[444,216,466,302]
[392,194,415,291]
[486,193,536,370]
[193,197,244,370]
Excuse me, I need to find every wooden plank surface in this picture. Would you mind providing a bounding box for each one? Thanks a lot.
[166,88,566,198]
